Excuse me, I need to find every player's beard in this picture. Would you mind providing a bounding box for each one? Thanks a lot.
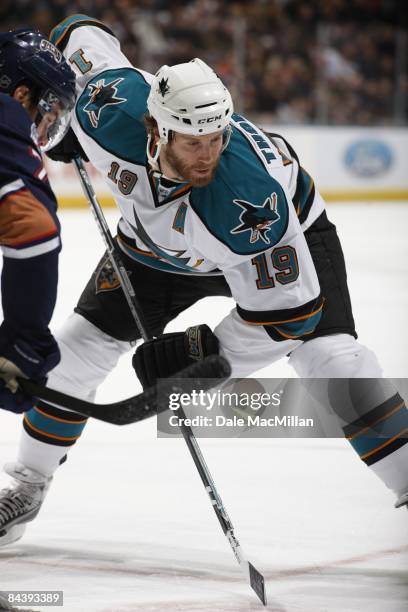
[164,144,221,187]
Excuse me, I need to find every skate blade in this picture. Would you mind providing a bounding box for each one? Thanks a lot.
[0,523,26,547]
[395,492,408,509]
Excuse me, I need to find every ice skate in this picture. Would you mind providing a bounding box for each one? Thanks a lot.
[395,491,408,510]
[0,462,51,546]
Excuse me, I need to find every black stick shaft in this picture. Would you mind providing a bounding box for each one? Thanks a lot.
[18,355,230,425]
[72,157,150,341]
[72,158,266,604]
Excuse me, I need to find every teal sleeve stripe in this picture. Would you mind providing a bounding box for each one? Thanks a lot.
[117,239,221,276]
[49,14,114,49]
[25,407,87,440]
[298,169,313,210]
[348,406,408,458]
[118,241,193,273]
[293,167,316,224]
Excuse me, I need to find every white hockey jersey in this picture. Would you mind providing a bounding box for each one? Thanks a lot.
[50,15,326,376]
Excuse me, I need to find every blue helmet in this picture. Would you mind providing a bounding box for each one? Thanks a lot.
[0,28,75,104]
[0,28,76,148]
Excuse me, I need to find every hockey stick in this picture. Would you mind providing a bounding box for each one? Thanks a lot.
[17,355,229,425]
[73,157,150,341]
[72,156,267,606]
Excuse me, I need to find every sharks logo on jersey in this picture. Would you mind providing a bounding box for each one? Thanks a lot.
[231,192,280,244]
[83,77,126,128]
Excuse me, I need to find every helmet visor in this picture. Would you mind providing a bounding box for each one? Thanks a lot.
[37,88,73,151]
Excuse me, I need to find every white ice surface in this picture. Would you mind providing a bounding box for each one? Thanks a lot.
[0,203,407,611]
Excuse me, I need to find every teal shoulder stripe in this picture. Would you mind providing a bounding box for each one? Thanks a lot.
[49,14,114,50]
[295,168,315,224]
[297,169,313,212]
[76,67,150,165]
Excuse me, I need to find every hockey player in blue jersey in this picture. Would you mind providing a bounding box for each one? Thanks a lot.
[0,29,75,418]
[0,14,406,546]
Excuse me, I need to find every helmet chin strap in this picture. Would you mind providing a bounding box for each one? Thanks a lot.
[146,132,184,183]
[221,125,232,152]
[146,133,167,172]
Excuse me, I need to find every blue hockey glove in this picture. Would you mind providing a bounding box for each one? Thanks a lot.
[0,323,60,414]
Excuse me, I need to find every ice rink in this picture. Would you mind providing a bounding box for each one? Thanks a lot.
[0,202,407,611]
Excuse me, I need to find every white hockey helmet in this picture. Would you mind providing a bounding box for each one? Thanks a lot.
[147,58,233,148]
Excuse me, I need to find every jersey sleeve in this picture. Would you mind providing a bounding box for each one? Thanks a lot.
[50,14,131,93]
[185,130,324,378]
[215,243,323,378]
[264,132,326,231]
[49,14,153,209]
[49,14,152,101]
[0,95,61,344]
[195,205,323,377]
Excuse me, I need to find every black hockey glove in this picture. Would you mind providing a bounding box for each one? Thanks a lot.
[46,127,89,163]
[0,322,60,413]
[133,324,219,389]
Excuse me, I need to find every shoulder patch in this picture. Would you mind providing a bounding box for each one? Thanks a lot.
[83,77,126,128]
[76,67,150,164]
[231,192,280,245]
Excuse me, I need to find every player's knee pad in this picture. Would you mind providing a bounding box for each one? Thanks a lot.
[287,334,385,424]
[48,312,133,402]
[288,333,383,378]
[288,335,407,473]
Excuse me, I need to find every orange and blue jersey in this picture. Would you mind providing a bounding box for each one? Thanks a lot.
[0,93,61,343]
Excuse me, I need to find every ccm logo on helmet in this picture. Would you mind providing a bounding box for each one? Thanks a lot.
[39,39,62,64]
[198,115,222,124]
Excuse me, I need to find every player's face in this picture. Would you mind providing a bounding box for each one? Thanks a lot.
[36,101,66,148]
[13,85,67,148]
[163,131,224,187]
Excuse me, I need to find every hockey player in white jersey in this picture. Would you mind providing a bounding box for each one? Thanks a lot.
[0,14,406,545]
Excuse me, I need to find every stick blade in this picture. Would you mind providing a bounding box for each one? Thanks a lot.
[112,354,230,425]
[18,355,231,426]
[248,561,267,606]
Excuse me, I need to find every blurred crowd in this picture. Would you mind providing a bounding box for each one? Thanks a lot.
[1,0,406,125]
